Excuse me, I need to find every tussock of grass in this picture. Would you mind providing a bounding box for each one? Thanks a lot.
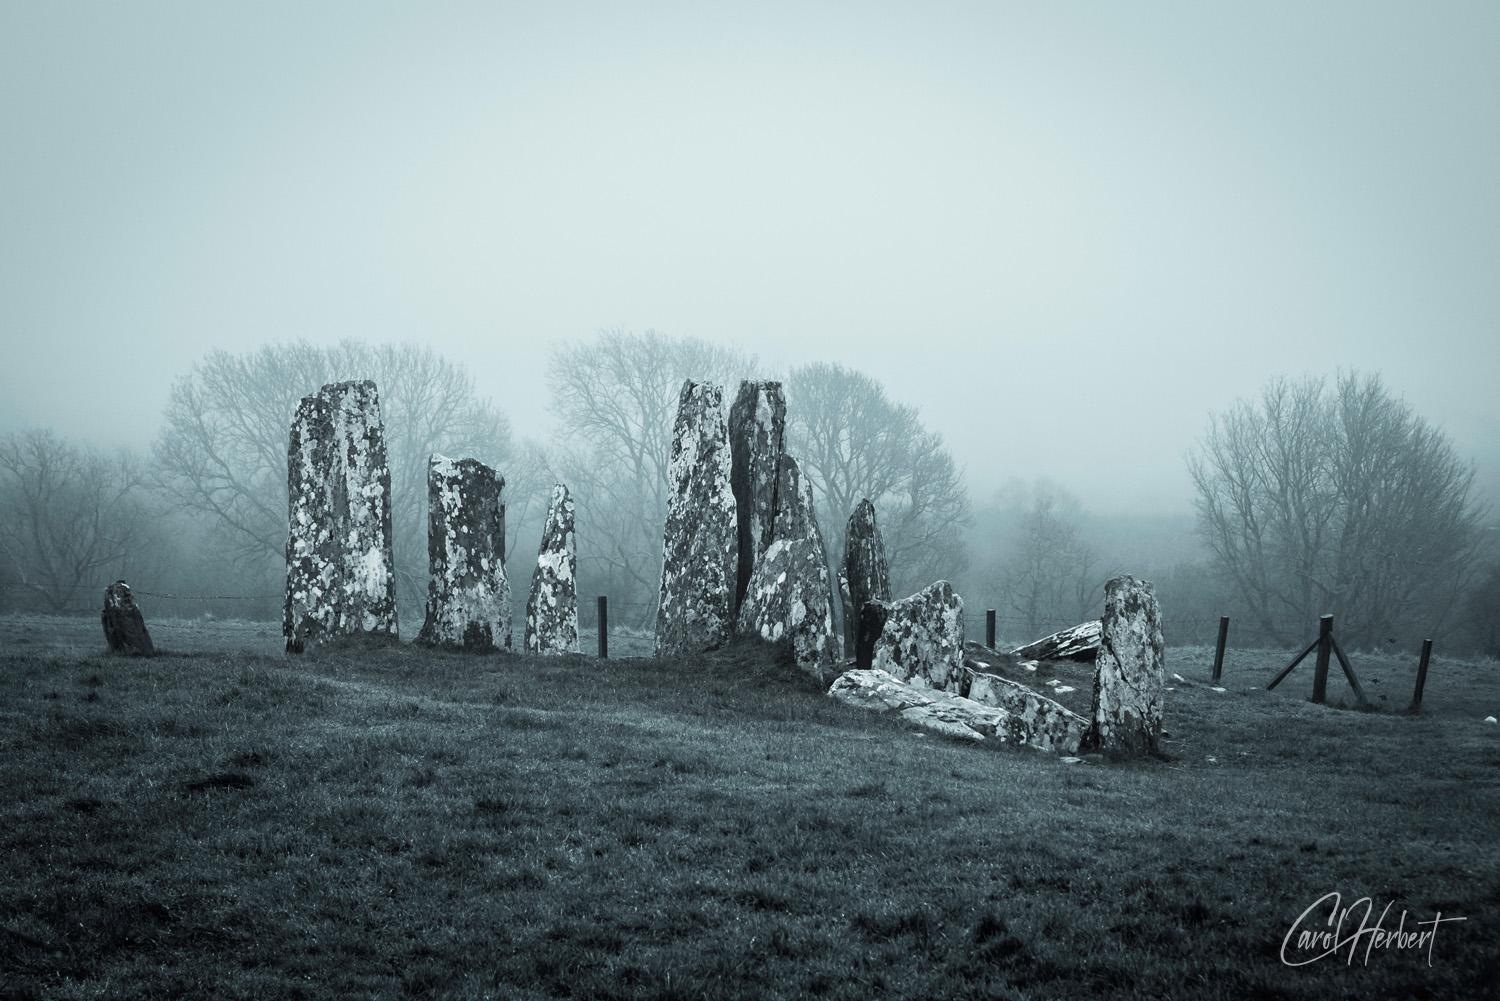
[1,631,1497,999]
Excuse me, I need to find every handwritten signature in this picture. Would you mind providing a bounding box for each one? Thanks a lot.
[1281,892,1466,967]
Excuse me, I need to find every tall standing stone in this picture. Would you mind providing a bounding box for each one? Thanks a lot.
[655,380,738,657]
[842,499,891,666]
[283,380,398,653]
[526,484,578,655]
[870,580,966,693]
[101,580,154,656]
[728,380,786,613]
[416,454,510,652]
[771,453,824,550]
[736,537,838,679]
[1081,575,1165,755]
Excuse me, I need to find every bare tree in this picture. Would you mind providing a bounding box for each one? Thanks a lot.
[152,341,526,619]
[0,429,159,612]
[546,329,752,624]
[1187,372,1487,647]
[784,362,972,597]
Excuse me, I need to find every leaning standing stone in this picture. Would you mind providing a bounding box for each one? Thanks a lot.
[101,581,154,656]
[417,454,510,651]
[1081,575,1165,755]
[869,581,965,693]
[283,380,398,653]
[655,380,738,657]
[728,380,786,613]
[526,484,579,655]
[737,537,838,680]
[843,499,891,665]
[771,453,824,551]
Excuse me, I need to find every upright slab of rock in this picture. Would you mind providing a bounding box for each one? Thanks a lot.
[416,455,510,652]
[283,380,398,653]
[736,537,838,679]
[728,381,786,613]
[771,453,823,550]
[1081,575,1165,755]
[964,669,1087,754]
[656,381,738,656]
[842,499,891,666]
[101,580,154,656]
[869,581,965,693]
[526,484,578,655]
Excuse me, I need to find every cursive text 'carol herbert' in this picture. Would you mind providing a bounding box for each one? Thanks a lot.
[1280,893,1466,967]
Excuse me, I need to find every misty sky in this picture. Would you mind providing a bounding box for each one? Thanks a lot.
[3,1,1497,516]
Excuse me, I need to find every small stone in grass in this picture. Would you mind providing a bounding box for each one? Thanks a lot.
[1211,686,1226,693]
[1486,716,1497,724]
[1060,757,1082,764]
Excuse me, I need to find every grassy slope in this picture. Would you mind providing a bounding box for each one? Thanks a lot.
[1,627,1497,1000]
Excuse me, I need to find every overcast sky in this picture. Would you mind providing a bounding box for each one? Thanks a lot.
[3,1,1497,516]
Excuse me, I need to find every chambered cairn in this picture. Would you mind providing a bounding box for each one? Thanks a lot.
[525,484,579,655]
[283,380,398,653]
[102,580,154,656]
[842,499,892,669]
[416,455,510,652]
[656,381,739,657]
[1080,575,1165,755]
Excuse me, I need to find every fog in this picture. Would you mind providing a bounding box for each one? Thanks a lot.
[3,1,1498,514]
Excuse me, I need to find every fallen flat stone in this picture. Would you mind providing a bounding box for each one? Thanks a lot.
[655,380,738,657]
[283,380,398,652]
[728,380,786,614]
[737,537,838,680]
[416,455,510,651]
[101,580,154,656]
[830,668,1064,749]
[526,484,579,655]
[1081,575,1165,755]
[1010,620,1101,662]
[869,581,965,693]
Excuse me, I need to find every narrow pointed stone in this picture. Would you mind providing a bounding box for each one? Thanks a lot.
[843,499,891,665]
[526,484,579,655]
[728,380,786,613]
[417,454,510,651]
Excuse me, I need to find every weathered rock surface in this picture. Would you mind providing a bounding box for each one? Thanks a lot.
[1081,575,1165,755]
[963,669,1087,753]
[842,499,891,665]
[283,380,398,653]
[728,380,786,612]
[869,581,965,692]
[1011,620,1102,662]
[771,453,823,550]
[736,537,838,679]
[101,580,154,656]
[655,381,738,657]
[855,599,889,672]
[830,668,1063,748]
[416,454,510,651]
[526,484,579,655]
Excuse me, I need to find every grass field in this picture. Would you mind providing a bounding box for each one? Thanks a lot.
[1,616,1497,999]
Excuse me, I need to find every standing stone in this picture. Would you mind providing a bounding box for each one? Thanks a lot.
[771,453,824,550]
[842,499,891,665]
[525,484,578,655]
[101,581,154,656]
[283,380,398,653]
[736,537,838,680]
[728,380,786,613]
[870,581,965,693]
[416,454,510,652]
[1081,575,1165,755]
[656,381,738,657]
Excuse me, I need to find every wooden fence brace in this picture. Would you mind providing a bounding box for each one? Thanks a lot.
[1211,616,1229,683]
[1410,639,1433,712]
[985,609,996,650]
[1267,635,1322,690]
[1328,635,1369,705]
[597,595,608,659]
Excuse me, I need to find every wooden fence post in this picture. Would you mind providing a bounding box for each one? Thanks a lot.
[597,595,608,659]
[1410,639,1432,711]
[1211,616,1229,683]
[1311,615,1333,704]
[986,609,996,650]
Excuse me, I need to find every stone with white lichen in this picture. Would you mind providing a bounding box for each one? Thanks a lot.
[416,454,510,652]
[963,668,1087,753]
[283,380,398,653]
[655,381,739,657]
[736,537,838,680]
[842,499,891,665]
[1080,575,1165,755]
[771,453,825,552]
[869,580,965,693]
[728,380,786,615]
[102,580,154,656]
[829,668,1054,747]
[525,484,579,655]
[1010,619,1102,662]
